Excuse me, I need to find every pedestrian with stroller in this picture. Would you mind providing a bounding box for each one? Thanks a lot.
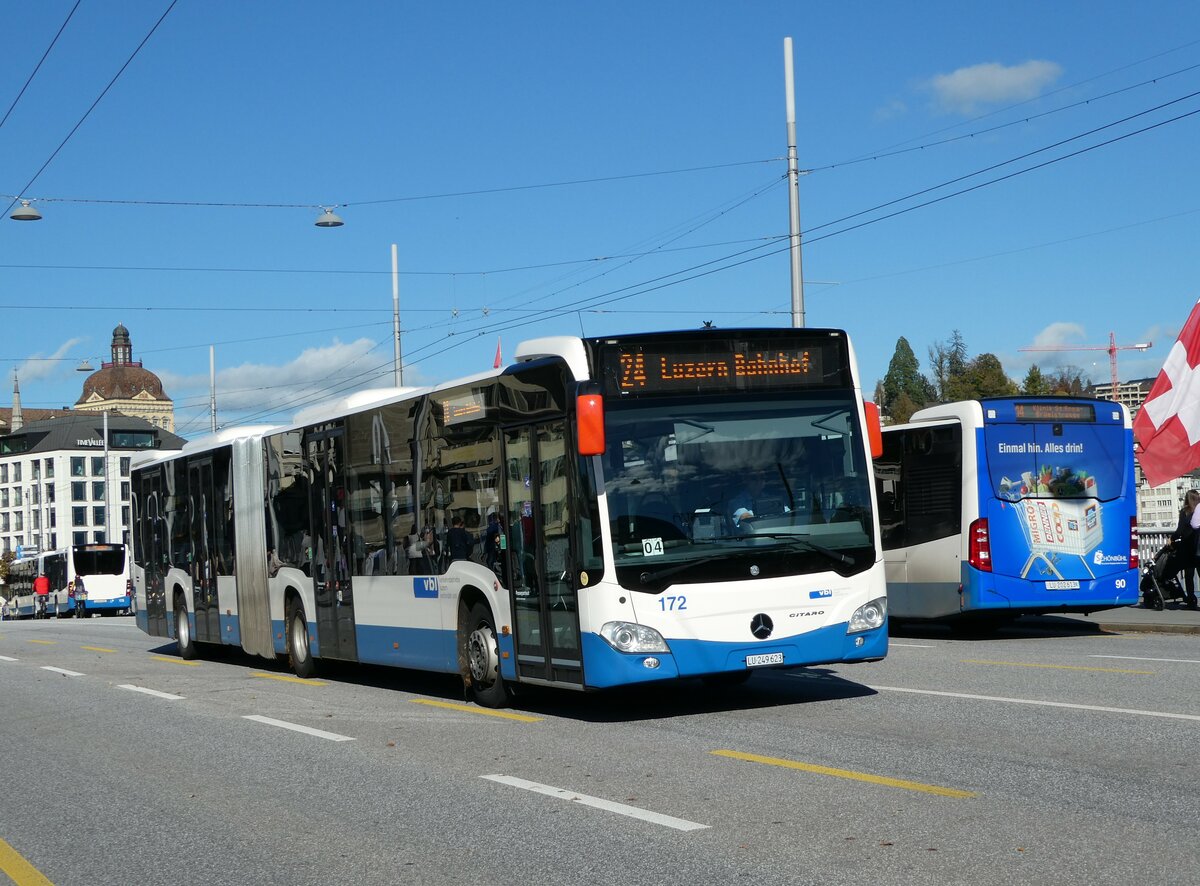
[1174,489,1200,610]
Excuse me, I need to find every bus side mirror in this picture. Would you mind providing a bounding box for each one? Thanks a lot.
[863,401,883,459]
[576,392,605,456]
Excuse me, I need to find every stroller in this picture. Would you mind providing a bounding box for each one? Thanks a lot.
[1140,543,1187,610]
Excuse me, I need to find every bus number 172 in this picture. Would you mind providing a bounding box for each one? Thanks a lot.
[658,595,687,611]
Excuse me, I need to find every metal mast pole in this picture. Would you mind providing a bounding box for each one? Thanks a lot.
[209,345,217,433]
[784,37,805,328]
[392,244,404,386]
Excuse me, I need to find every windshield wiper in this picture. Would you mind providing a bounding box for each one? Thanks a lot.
[745,533,854,566]
[638,554,728,584]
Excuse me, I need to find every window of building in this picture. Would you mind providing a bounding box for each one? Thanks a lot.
[0,489,7,508]
[12,488,20,507]
[12,463,20,482]
[91,457,105,477]
[13,513,21,531]
[49,511,55,528]
[45,483,54,504]
[72,507,87,527]
[94,530,106,543]
[71,457,85,477]
[31,461,40,480]
[0,514,8,531]
[44,459,54,479]
[121,505,130,527]
[49,532,56,549]
[73,531,87,545]
[120,457,131,476]
[32,511,40,530]
[92,481,105,501]
[72,482,86,502]
[0,464,7,483]
[121,481,130,501]
[30,486,38,505]
[93,506,105,526]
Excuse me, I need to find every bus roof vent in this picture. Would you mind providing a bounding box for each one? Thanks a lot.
[513,337,591,382]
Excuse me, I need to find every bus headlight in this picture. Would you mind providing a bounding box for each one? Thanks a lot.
[848,597,887,633]
[600,621,670,653]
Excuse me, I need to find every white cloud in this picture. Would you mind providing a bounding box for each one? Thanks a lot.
[1029,321,1086,348]
[926,60,1062,115]
[17,337,85,383]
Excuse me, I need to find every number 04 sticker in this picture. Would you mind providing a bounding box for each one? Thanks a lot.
[642,537,665,557]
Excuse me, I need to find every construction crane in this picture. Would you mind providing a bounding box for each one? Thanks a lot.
[1019,332,1152,395]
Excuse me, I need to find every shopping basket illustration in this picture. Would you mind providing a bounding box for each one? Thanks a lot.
[1015,498,1103,579]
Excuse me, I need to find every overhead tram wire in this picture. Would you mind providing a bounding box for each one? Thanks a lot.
[2,0,180,223]
[0,0,81,132]
[805,60,1200,173]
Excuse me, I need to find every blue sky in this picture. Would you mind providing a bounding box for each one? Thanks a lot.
[1,2,1197,437]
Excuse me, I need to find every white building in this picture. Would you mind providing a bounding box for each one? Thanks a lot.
[0,412,184,556]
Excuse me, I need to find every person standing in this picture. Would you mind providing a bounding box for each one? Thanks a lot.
[1182,489,1200,610]
[73,576,88,619]
[447,515,476,562]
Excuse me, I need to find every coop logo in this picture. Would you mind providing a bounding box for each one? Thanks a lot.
[1092,550,1127,566]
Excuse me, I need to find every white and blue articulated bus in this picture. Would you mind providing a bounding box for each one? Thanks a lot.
[7,545,131,618]
[876,397,1139,625]
[130,329,888,706]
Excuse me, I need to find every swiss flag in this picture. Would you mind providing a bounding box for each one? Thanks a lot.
[1134,300,1200,487]
[493,337,502,369]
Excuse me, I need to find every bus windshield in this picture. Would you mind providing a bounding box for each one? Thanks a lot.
[72,545,126,576]
[602,393,876,590]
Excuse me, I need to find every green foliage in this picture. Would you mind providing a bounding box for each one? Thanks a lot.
[1022,364,1049,395]
[0,550,13,585]
[882,337,928,416]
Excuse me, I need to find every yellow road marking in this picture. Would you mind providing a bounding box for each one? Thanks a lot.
[962,659,1152,675]
[26,640,56,646]
[251,672,327,686]
[410,698,542,722]
[0,835,54,885]
[81,646,116,654]
[712,749,976,799]
[151,655,200,667]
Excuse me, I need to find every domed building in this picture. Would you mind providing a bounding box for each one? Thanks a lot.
[75,324,174,432]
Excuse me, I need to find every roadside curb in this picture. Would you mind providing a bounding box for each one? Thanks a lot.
[1091,622,1200,635]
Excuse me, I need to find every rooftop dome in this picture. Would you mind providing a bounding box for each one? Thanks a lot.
[74,323,171,405]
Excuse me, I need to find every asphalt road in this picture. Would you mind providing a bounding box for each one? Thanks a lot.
[1,616,1197,886]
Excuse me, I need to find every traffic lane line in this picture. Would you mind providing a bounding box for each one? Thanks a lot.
[242,714,355,742]
[40,666,84,677]
[120,684,185,701]
[711,749,976,799]
[80,646,117,653]
[1090,654,1200,664]
[869,685,1200,722]
[962,659,1153,674]
[151,655,200,667]
[0,655,17,662]
[26,640,55,646]
[251,672,328,686]
[410,698,542,722]
[0,835,53,886]
[481,775,709,831]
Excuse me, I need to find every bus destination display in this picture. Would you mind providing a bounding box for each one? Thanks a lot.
[600,340,841,395]
[1012,402,1096,423]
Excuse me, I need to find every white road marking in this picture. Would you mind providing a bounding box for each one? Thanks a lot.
[0,655,17,662]
[890,643,936,648]
[1090,654,1200,664]
[242,714,355,742]
[482,774,710,831]
[119,684,184,701]
[41,666,84,677]
[870,685,1200,722]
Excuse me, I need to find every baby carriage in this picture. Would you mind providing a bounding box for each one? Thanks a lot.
[1140,543,1187,610]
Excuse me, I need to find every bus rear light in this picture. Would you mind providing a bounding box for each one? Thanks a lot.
[1129,518,1139,570]
[968,518,992,572]
[576,392,605,456]
[863,401,883,459]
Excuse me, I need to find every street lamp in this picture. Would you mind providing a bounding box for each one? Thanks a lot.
[10,200,41,221]
[314,207,344,227]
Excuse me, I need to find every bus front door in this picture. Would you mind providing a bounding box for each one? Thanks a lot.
[305,428,358,662]
[188,459,221,644]
[504,422,583,687]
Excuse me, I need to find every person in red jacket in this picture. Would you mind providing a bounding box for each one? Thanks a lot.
[33,573,50,618]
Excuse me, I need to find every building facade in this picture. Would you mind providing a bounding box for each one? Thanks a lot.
[75,323,175,432]
[0,412,183,557]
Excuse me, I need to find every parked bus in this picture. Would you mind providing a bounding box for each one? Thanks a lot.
[6,544,132,618]
[131,329,888,706]
[875,397,1139,624]
[6,555,41,618]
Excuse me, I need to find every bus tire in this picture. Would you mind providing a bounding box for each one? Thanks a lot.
[465,602,510,709]
[287,599,316,679]
[175,594,197,660]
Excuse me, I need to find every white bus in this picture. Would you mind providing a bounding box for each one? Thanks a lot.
[131,329,888,706]
[875,397,1139,625]
[7,544,132,618]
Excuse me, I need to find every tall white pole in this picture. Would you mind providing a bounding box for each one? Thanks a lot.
[103,409,110,543]
[391,244,403,386]
[784,37,805,328]
[209,345,217,433]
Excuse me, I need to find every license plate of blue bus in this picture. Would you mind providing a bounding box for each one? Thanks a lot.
[1045,580,1080,590]
[745,652,784,667]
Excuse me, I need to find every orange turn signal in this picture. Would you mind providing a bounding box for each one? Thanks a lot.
[576,393,605,456]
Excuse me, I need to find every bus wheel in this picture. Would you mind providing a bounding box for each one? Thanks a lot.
[287,600,316,679]
[465,602,510,709]
[175,595,197,660]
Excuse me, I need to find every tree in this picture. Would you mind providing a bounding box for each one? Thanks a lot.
[926,330,969,402]
[881,337,927,417]
[945,353,1018,401]
[1022,364,1049,395]
[0,550,13,585]
[889,391,920,424]
[1045,365,1088,395]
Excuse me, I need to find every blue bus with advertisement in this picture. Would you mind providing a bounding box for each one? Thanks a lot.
[874,397,1139,624]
